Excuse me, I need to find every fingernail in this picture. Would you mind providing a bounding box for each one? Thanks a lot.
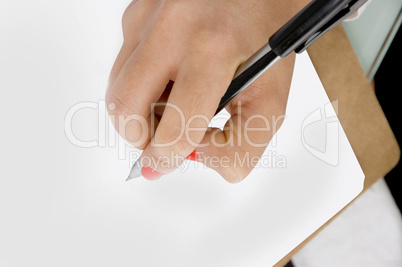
[186,150,199,162]
[141,167,164,181]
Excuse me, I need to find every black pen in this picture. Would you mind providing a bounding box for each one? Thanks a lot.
[127,0,368,181]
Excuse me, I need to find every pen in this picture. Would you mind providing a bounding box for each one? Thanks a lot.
[126,0,368,181]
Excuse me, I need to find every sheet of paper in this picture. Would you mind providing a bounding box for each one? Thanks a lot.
[55,53,364,267]
[0,1,364,266]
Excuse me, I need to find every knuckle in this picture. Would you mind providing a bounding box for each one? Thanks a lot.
[106,93,149,144]
[223,168,249,184]
[105,92,118,114]
[106,92,143,122]
[194,37,234,60]
[122,7,133,31]
[186,41,238,75]
[121,7,130,27]
[220,155,252,184]
[122,0,139,27]
[121,0,145,40]
[105,93,129,116]
[156,124,190,154]
[106,82,144,116]
[156,1,184,27]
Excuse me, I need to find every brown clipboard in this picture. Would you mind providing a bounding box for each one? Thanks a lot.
[275,25,400,267]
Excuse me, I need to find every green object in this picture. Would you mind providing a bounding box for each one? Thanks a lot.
[343,0,402,80]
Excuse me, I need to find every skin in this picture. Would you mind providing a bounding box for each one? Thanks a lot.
[106,0,310,183]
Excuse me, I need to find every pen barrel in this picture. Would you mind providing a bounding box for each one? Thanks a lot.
[269,0,350,57]
[216,44,279,114]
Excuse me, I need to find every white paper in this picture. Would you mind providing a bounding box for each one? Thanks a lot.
[51,53,364,267]
[0,1,364,266]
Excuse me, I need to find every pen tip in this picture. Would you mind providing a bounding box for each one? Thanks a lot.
[125,158,143,182]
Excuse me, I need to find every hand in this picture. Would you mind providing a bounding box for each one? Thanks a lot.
[106,0,306,183]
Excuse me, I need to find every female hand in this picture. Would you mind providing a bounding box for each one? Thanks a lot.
[106,0,307,182]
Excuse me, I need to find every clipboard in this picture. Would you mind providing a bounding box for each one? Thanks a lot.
[275,24,400,267]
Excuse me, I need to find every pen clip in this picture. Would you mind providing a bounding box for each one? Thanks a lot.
[295,0,369,53]
[269,0,368,57]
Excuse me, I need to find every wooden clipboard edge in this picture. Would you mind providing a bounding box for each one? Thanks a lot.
[274,24,400,267]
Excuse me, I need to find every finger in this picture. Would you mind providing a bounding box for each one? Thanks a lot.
[108,42,139,90]
[197,56,295,183]
[140,58,237,175]
[108,0,157,88]
[106,40,175,150]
